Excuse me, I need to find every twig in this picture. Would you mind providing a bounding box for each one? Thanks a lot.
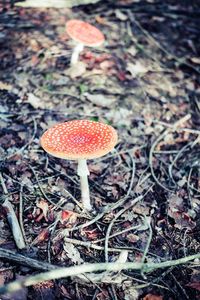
[168,142,192,186]
[0,173,7,194]
[132,267,173,291]
[63,188,83,210]
[30,166,57,206]
[0,253,200,295]
[56,227,160,258]
[64,237,127,253]
[110,285,118,300]
[93,223,142,244]
[104,195,143,262]
[149,130,177,193]
[19,185,27,243]
[187,168,193,208]
[47,220,59,263]
[0,173,26,250]
[0,247,57,271]
[170,273,190,300]
[149,114,191,192]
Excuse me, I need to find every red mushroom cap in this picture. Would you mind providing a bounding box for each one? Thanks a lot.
[66,19,105,47]
[40,120,118,160]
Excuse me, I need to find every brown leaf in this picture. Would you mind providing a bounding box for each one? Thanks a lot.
[60,210,77,225]
[127,233,139,244]
[0,268,13,285]
[95,15,107,25]
[36,199,49,221]
[33,280,55,300]
[143,294,163,300]
[168,209,196,230]
[186,281,200,291]
[31,228,50,245]
[96,291,110,300]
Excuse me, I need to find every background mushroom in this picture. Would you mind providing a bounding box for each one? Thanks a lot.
[66,19,105,66]
[40,120,118,211]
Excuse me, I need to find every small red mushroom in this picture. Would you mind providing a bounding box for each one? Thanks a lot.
[40,120,118,211]
[66,19,105,66]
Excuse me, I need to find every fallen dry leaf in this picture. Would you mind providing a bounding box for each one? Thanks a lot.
[143,294,163,300]
[0,268,13,285]
[83,92,116,107]
[190,57,200,64]
[115,9,128,21]
[60,210,77,225]
[32,280,55,300]
[126,46,138,57]
[186,281,200,291]
[81,228,99,240]
[127,233,140,244]
[127,61,149,77]
[168,209,196,230]
[31,228,50,246]
[63,241,83,264]
[96,291,110,300]
[66,61,86,79]
[36,199,49,221]
[0,81,12,91]
[27,93,43,109]
[124,286,139,300]
[95,15,107,25]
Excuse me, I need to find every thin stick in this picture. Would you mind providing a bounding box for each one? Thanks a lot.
[93,223,142,244]
[0,253,200,295]
[0,247,56,271]
[168,142,192,185]
[104,195,143,262]
[0,173,26,250]
[30,166,57,206]
[64,237,127,253]
[149,114,191,193]
[0,173,7,194]
[19,186,27,243]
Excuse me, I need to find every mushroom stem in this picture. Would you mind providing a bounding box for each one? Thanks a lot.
[77,159,92,211]
[71,43,84,65]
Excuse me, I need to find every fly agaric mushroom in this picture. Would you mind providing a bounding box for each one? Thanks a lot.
[66,19,105,66]
[40,120,118,211]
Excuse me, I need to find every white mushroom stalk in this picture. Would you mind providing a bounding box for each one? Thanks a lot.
[70,43,84,66]
[77,159,91,211]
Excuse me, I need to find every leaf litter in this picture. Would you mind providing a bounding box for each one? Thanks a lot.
[0,0,200,299]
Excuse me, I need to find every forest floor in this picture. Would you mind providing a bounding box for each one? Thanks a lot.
[0,1,200,299]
